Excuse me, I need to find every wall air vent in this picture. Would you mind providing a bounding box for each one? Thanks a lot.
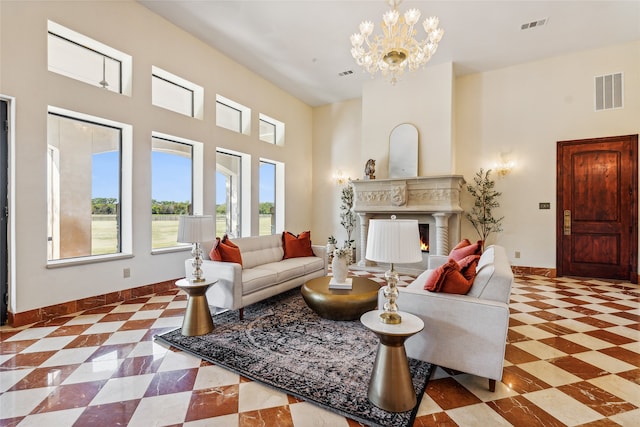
[338,70,354,77]
[595,72,623,111]
[521,18,547,30]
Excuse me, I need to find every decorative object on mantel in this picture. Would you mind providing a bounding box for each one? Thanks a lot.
[331,246,351,284]
[366,216,422,324]
[177,215,216,283]
[466,169,504,250]
[327,235,337,264]
[339,183,357,262]
[350,0,444,84]
[364,158,376,180]
[389,123,418,178]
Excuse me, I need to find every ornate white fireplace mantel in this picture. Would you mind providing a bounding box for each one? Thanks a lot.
[351,175,466,266]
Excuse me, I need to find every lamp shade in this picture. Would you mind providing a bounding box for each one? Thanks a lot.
[177,215,216,243]
[365,218,422,264]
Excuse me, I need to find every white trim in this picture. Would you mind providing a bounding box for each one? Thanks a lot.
[216,94,251,136]
[151,66,204,119]
[0,95,16,316]
[259,113,285,146]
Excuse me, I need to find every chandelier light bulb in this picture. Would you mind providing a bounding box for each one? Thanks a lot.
[350,0,444,84]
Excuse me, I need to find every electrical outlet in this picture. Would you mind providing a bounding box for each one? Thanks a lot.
[123,267,131,278]
[515,251,521,259]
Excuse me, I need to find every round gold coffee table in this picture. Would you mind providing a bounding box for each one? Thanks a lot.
[301,276,380,321]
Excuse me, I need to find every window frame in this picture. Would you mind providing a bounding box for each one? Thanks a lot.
[258,113,285,145]
[216,94,251,135]
[151,66,204,119]
[46,106,133,267]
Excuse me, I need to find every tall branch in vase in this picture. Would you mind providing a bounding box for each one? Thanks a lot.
[465,169,504,250]
[339,182,356,263]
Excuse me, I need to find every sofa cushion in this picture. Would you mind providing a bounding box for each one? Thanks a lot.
[241,268,278,295]
[423,259,473,294]
[210,236,243,266]
[457,254,481,282]
[259,259,306,283]
[282,231,315,259]
[235,235,284,269]
[423,259,456,292]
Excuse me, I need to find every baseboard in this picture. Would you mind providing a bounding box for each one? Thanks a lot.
[511,266,556,278]
[6,278,181,327]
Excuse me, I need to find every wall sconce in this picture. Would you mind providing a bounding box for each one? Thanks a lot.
[495,152,515,177]
[333,170,349,186]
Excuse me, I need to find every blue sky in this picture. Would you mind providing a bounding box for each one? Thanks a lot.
[92,152,275,204]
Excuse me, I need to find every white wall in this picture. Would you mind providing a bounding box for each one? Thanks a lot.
[312,41,640,273]
[0,0,314,314]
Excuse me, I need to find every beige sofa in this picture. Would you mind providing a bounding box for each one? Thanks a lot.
[378,245,514,391]
[185,234,327,319]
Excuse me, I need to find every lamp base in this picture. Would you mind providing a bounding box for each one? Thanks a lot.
[379,311,402,324]
[190,277,206,283]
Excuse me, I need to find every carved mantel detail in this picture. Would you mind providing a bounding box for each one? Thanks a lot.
[351,175,466,265]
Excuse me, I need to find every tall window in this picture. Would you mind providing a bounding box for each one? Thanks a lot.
[151,66,204,119]
[216,95,251,135]
[47,113,122,260]
[216,151,242,237]
[151,137,193,249]
[47,21,132,95]
[259,161,276,236]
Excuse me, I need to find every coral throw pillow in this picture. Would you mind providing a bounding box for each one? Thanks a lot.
[456,254,481,282]
[453,239,471,250]
[449,240,482,262]
[423,259,474,295]
[283,231,315,259]
[210,235,243,266]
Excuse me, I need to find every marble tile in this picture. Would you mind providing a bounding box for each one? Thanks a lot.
[239,405,294,427]
[512,340,567,360]
[574,351,637,374]
[39,346,97,367]
[558,381,637,416]
[289,401,350,427]
[3,327,59,342]
[143,368,199,397]
[518,360,582,387]
[185,384,239,422]
[237,381,289,413]
[156,347,203,372]
[554,318,599,333]
[31,380,105,413]
[511,324,557,340]
[14,407,84,427]
[127,390,192,427]
[81,321,126,335]
[20,336,76,354]
[487,395,565,427]
[72,399,140,426]
[89,373,155,406]
[62,359,123,385]
[547,356,608,380]
[589,374,640,406]
[609,408,640,426]
[501,366,552,394]
[129,309,165,320]
[102,329,148,346]
[598,346,640,367]
[193,364,240,390]
[0,368,33,393]
[539,336,591,354]
[453,374,518,401]
[562,333,614,350]
[525,387,602,426]
[425,377,482,410]
[62,313,107,325]
[414,391,443,416]
[447,402,513,427]
[0,386,56,418]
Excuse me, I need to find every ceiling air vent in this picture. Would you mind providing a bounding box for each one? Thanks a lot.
[338,70,354,77]
[595,72,623,111]
[521,18,547,30]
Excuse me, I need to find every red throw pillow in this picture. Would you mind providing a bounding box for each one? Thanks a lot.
[457,254,481,282]
[282,231,315,259]
[424,259,458,291]
[439,268,474,294]
[449,240,482,262]
[453,239,471,250]
[210,235,243,266]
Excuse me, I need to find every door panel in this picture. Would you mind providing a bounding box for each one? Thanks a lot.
[1,100,8,324]
[557,135,638,283]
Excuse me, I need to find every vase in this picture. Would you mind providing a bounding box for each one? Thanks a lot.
[332,256,348,283]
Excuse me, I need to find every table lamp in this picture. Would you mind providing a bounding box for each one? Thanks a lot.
[365,216,422,324]
[177,215,216,283]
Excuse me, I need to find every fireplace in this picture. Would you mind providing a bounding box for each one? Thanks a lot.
[419,224,429,252]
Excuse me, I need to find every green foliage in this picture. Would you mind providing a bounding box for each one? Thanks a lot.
[91,198,118,214]
[150,200,191,215]
[465,169,504,246]
[259,202,274,215]
[339,184,356,247]
[216,204,226,215]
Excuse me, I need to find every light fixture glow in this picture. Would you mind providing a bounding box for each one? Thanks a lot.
[350,0,444,84]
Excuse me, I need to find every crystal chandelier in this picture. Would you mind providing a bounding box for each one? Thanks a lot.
[350,0,444,84]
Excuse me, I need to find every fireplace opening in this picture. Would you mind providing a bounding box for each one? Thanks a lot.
[419,224,429,252]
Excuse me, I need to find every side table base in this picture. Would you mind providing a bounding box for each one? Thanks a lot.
[182,294,214,336]
[367,338,416,412]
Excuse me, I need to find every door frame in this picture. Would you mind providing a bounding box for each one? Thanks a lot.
[556,134,638,283]
[0,96,13,325]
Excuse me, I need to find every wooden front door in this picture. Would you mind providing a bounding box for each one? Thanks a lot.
[557,135,638,283]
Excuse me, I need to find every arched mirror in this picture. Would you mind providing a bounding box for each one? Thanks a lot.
[389,123,418,178]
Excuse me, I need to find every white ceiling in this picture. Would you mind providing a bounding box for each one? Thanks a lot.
[139,1,640,107]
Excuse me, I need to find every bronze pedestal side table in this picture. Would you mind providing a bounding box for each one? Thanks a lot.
[360,310,424,412]
[175,278,217,336]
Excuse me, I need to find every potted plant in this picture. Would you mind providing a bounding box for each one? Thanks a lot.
[465,168,504,250]
[339,183,356,263]
[327,236,337,263]
[332,246,351,283]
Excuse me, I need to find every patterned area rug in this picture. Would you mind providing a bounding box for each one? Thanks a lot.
[155,288,434,427]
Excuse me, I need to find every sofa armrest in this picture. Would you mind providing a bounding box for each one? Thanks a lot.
[381,287,510,381]
[428,255,448,269]
[312,244,329,275]
[184,259,243,310]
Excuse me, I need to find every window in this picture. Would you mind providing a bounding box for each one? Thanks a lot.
[151,66,204,119]
[216,151,242,237]
[47,21,132,95]
[151,137,193,250]
[47,109,132,261]
[259,113,285,145]
[259,161,276,236]
[216,95,251,135]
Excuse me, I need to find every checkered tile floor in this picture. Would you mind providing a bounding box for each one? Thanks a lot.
[1,272,638,426]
